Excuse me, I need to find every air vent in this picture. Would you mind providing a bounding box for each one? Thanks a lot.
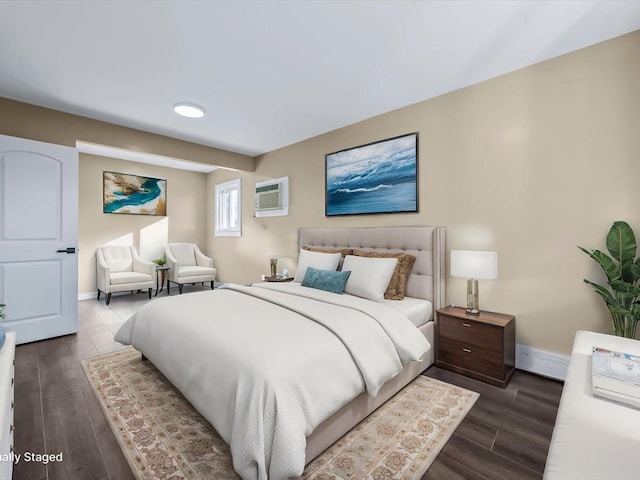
[254,183,281,211]
[516,344,570,381]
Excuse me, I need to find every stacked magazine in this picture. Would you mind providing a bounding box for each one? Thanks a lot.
[592,346,640,409]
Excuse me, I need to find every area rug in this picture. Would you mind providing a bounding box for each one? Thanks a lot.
[82,347,478,480]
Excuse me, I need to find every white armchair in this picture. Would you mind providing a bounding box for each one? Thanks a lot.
[96,245,155,305]
[164,243,216,294]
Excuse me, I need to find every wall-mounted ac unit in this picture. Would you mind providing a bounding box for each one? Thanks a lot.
[254,182,282,211]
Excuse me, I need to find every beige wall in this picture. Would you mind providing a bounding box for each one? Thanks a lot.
[0,97,254,172]
[208,31,640,355]
[0,97,252,296]
[79,154,208,295]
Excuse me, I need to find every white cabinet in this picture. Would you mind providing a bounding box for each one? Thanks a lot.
[0,332,16,480]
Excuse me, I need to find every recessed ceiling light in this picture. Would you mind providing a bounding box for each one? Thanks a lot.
[173,102,205,118]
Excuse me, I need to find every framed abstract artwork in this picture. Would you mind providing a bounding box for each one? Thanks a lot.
[103,171,167,216]
[325,132,418,216]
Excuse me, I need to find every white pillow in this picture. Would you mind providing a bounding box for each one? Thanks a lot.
[293,249,341,283]
[341,255,398,302]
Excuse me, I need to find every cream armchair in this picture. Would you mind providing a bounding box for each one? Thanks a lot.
[164,243,216,294]
[96,245,155,305]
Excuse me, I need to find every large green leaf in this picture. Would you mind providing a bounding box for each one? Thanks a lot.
[610,280,640,297]
[608,303,634,318]
[631,303,640,317]
[606,221,637,280]
[578,247,620,282]
[632,258,640,282]
[583,279,615,303]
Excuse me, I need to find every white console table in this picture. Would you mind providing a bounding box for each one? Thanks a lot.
[544,330,640,479]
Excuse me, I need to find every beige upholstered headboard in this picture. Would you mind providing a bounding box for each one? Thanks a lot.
[298,226,446,310]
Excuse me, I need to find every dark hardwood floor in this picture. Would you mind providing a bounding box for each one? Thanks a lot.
[423,367,562,479]
[12,292,563,480]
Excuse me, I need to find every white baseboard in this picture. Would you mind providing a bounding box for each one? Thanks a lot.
[78,291,148,301]
[78,283,217,302]
[516,344,570,381]
[78,291,98,301]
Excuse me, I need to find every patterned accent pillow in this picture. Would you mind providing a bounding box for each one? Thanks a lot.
[352,249,416,300]
[302,267,351,294]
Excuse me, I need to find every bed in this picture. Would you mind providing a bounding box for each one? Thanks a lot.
[115,225,445,480]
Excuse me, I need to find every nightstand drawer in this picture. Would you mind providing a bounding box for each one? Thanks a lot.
[438,337,504,379]
[439,314,503,352]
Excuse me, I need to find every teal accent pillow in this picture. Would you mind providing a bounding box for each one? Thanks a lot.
[0,325,5,350]
[302,267,351,294]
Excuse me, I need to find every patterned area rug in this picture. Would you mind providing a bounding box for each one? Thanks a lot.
[82,347,478,480]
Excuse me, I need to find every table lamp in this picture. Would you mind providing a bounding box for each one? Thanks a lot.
[269,257,278,277]
[450,250,498,315]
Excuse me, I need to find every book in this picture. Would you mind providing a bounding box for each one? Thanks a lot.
[592,346,640,409]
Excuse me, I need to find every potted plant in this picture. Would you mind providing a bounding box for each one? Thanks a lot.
[579,220,640,338]
[153,256,167,266]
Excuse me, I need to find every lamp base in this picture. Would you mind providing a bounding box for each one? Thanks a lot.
[466,278,480,315]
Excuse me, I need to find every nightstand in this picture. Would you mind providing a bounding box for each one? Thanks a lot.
[435,306,516,388]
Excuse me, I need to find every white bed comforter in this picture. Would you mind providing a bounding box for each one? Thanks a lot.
[114,283,429,480]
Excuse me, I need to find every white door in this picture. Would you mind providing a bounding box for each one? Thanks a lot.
[0,134,78,344]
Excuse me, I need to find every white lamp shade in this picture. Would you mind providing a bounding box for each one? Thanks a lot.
[450,250,498,279]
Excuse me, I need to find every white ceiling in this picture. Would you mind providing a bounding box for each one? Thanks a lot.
[1,1,639,158]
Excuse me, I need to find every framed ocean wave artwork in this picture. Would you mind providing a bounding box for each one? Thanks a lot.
[103,171,167,216]
[325,132,418,216]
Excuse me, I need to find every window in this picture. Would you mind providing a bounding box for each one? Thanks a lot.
[215,178,241,237]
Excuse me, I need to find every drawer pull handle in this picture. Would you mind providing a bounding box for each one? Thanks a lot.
[11,378,14,386]
[11,401,14,409]
[462,348,472,353]
[10,424,15,433]
[461,323,472,327]
[10,445,13,453]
